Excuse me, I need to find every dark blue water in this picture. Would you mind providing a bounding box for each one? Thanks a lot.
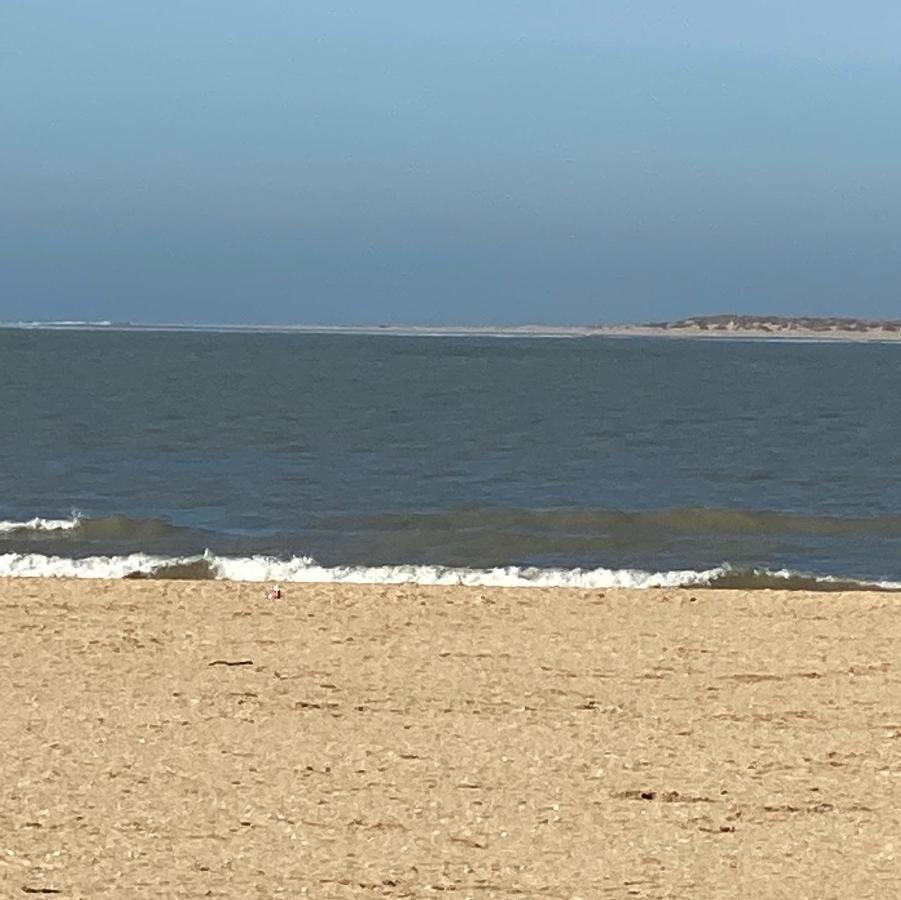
[3,327,901,584]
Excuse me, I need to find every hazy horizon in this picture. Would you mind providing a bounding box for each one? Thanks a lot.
[4,3,901,325]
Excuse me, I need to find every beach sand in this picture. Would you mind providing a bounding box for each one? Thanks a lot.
[2,579,900,898]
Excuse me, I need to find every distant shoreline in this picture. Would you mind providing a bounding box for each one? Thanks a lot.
[606,314,901,343]
[5,315,901,343]
[595,325,901,343]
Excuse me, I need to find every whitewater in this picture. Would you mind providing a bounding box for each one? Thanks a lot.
[0,549,724,587]
[2,511,901,590]
[1,547,898,591]
[0,514,81,534]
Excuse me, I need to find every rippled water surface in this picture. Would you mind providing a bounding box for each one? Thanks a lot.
[2,328,901,585]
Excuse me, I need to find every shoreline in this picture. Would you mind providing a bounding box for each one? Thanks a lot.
[2,554,900,591]
[3,577,900,895]
[594,325,901,343]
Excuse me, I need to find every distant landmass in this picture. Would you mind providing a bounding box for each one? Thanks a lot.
[601,314,901,341]
[4,315,901,342]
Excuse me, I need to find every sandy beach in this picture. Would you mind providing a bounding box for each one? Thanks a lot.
[2,579,900,898]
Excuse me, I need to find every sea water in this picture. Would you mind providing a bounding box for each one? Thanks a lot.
[2,326,901,588]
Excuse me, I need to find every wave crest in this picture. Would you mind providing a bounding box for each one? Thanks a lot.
[0,550,722,586]
[0,552,897,591]
[0,514,81,534]
[0,513,196,541]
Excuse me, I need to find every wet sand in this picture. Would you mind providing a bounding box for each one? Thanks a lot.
[2,578,900,898]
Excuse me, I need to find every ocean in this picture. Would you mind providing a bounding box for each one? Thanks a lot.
[3,326,901,588]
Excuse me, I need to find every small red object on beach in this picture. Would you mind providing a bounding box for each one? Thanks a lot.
[266,584,282,600]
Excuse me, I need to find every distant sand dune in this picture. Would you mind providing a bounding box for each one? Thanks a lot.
[602,314,901,342]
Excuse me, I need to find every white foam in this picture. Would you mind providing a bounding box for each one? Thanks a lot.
[0,550,729,588]
[2,552,896,590]
[0,514,82,534]
[0,552,184,578]
[208,555,729,587]
[753,566,901,591]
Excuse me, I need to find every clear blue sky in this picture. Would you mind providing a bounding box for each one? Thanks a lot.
[3,2,900,325]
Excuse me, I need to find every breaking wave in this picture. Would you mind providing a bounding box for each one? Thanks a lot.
[0,514,82,534]
[0,551,898,591]
[0,512,198,541]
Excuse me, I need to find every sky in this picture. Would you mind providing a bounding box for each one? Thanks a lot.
[2,2,901,325]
